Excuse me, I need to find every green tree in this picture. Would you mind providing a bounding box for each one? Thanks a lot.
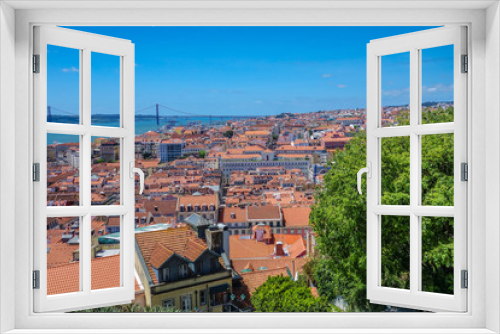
[310,107,455,311]
[251,275,331,312]
[223,130,234,138]
[198,150,206,159]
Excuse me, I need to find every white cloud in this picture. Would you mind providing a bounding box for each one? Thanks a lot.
[337,84,347,88]
[422,83,453,94]
[322,74,333,78]
[62,66,79,73]
[254,100,263,104]
[382,87,410,97]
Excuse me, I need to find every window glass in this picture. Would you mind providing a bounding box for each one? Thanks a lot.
[47,216,81,295]
[91,52,120,127]
[47,134,80,206]
[421,45,454,124]
[381,52,410,127]
[47,45,80,125]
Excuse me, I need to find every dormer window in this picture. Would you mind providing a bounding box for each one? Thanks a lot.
[196,261,204,275]
[179,263,189,279]
[162,268,169,282]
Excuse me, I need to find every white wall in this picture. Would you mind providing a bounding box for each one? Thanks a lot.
[485,2,500,333]
[0,2,16,333]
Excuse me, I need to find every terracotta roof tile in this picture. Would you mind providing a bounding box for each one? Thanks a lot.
[247,206,281,220]
[282,207,311,227]
[135,227,209,285]
[149,243,174,268]
[47,255,141,295]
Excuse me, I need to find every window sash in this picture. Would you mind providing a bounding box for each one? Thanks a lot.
[366,26,467,312]
[33,26,135,313]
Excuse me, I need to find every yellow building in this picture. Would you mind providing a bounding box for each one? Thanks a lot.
[135,226,232,312]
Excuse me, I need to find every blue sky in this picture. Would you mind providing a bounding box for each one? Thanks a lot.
[48,26,453,117]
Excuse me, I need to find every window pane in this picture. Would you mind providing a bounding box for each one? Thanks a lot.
[47,134,80,206]
[381,52,410,127]
[381,215,410,290]
[421,45,454,124]
[381,136,410,205]
[91,52,120,127]
[421,217,454,295]
[91,136,121,205]
[421,133,454,206]
[92,215,121,290]
[47,45,80,125]
[47,216,80,295]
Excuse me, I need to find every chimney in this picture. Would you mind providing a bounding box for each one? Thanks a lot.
[275,241,285,257]
[306,230,310,257]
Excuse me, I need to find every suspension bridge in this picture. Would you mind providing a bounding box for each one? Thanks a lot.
[46,103,259,131]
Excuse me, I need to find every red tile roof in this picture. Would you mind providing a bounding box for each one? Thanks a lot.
[135,227,210,285]
[282,207,311,227]
[247,206,281,220]
[47,255,141,295]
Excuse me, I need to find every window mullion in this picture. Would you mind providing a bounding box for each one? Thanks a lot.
[81,48,92,294]
[409,47,420,294]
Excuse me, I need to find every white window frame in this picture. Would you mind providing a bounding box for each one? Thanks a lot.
[365,26,467,312]
[32,25,136,313]
[0,2,498,334]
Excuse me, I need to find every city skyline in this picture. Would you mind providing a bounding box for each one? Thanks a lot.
[47,26,453,117]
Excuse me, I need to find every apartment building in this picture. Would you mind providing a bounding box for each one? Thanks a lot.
[134,226,232,311]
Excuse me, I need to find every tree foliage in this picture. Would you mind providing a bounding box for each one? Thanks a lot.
[223,130,234,138]
[198,150,206,158]
[251,275,331,312]
[310,107,455,311]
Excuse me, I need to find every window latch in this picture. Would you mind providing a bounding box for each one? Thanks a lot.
[129,162,145,194]
[357,162,371,195]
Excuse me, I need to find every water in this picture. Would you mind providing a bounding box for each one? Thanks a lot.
[46,117,234,144]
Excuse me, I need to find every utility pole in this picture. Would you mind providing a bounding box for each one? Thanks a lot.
[156,103,160,131]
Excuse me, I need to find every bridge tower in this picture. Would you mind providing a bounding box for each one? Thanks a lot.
[156,103,160,131]
[47,106,52,122]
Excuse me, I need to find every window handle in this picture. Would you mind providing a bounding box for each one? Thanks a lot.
[130,162,145,195]
[357,162,371,195]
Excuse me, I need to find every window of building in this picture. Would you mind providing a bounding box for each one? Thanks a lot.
[179,264,189,279]
[200,290,207,306]
[181,294,192,312]
[162,298,175,308]
[162,268,169,282]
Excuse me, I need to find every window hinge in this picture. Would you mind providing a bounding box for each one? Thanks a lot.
[33,163,40,182]
[461,270,468,289]
[33,270,40,289]
[461,162,468,182]
[461,54,468,73]
[33,54,40,73]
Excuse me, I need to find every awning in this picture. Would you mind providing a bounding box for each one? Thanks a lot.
[209,283,229,294]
